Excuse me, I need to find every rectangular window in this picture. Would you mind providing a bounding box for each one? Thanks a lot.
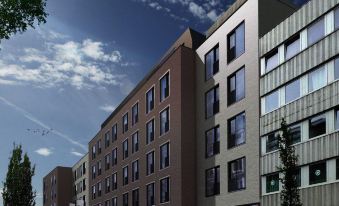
[336,158,339,180]
[206,166,220,197]
[285,79,300,104]
[205,126,220,158]
[227,22,245,63]
[105,200,110,206]
[105,177,110,193]
[309,114,326,139]
[105,131,110,148]
[147,151,155,175]
[228,67,245,105]
[123,193,128,206]
[123,113,128,133]
[228,112,246,148]
[147,183,155,206]
[336,109,339,130]
[132,103,139,125]
[266,173,279,193]
[97,140,102,154]
[160,143,169,169]
[265,90,279,113]
[285,35,300,60]
[112,148,117,166]
[92,165,96,179]
[228,157,246,192]
[293,168,301,187]
[308,66,326,92]
[146,87,154,113]
[160,72,170,101]
[92,145,96,159]
[265,50,279,73]
[335,7,339,29]
[160,107,169,135]
[290,124,301,144]
[160,177,170,203]
[105,154,110,170]
[205,45,219,80]
[146,119,154,144]
[309,161,327,184]
[112,197,117,206]
[205,85,219,119]
[132,189,139,206]
[98,161,102,176]
[132,160,139,182]
[335,58,339,81]
[112,172,117,190]
[92,185,96,200]
[132,132,139,153]
[308,18,325,46]
[98,182,102,197]
[266,133,278,153]
[123,139,128,159]
[112,124,117,142]
[123,166,128,185]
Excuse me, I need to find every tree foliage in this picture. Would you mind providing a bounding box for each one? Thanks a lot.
[2,144,36,206]
[277,118,302,206]
[0,0,48,41]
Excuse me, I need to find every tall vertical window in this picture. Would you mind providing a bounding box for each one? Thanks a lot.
[228,112,246,148]
[205,166,220,197]
[205,45,219,80]
[132,160,139,182]
[112,124,117,142]
[123,166,129,185]
[205,85,219,119]
[285,79,300,104]
[228,67,245,105]
[105,177,110,193]
[336,109,339,130]
[147,183,155,206]
[160,107,169,135]
[123,139,129,159]
[132,132,139,153]
[105,200,110,206]
[264,90,279,113]
[266,173,279,193]
[309,114,326,139]
[97,140,102,154]
[160,177,170,203]
[335,7,339,29]
[205,126,220,158]
[266,133,278,153]
[293,168,301,187]
[336,158,339,180]
[123,193,128,206]
[132,189,139,206]
[265,50,278,72]
[309,161,327,184]
[160,72,169,101]
[285,35,300,59]
[105,154,110,170]
[98,182,102,197]
[112,172,117,190]
[92,165,96,179]
[112,148,117,166]
[147,151,155,175]
[92,145,96,159]
[112,197,117,206]
[123,113,128,133]
[308,66,326,92]
[228,157,246,192]
[105,131,110,148]
[146,87,154,113]
[98,161,102,176]
[335,58,339,81]
[160,143,169,169]
[132,103,139,125]
[308,17,325,46]
[290,124,301,144]
[146,119,154,144]
[92,185,96,200]
[227,22,245,63]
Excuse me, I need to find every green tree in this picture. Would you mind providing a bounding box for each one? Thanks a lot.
[0,0,48,42]
[277,118,302,206]
[2,144,36,206]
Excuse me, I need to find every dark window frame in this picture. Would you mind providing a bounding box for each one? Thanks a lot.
[309,161,327,185]
[112,124,117,142]
[123,113,129,133]
[309,113,326,139]
[112,148,117,166]
[146,151,155,175]
[123,192,129,206]
[146,183,155,206]
[160,142,170,170]
[132,160,139,182]
[285,34,301,60]
[160,107,170,136]
[160,177,170,203]
[205,166,220,197]
[132,103,139,126]
[228,112,246,149]
[146,119,155,144]
[132,131,139,153]
[265,49,279,73]
[205,125,220,158]
[227,67,245,105]
[132,189,139,206]
[146,87,155,114]
[160,72,170,101]
[205,85,220,119]
[123,166,129,186]
[205,44,219,81]
[228,157,246,192]
[266,173,279,193]
[227,21,245,63]
[123,139,129,159]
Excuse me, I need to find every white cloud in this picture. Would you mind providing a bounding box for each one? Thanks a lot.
[207,10,218,21]
[71,151,84,157]
[188,2,207,19]
[35,148,53,157]
[99,104,116,113]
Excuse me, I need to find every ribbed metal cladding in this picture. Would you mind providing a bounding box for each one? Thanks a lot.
[260,81,339,136]
[260,30,339,96]
[262,182,339,206]
[261,131,339,174]
[259,0,339,57]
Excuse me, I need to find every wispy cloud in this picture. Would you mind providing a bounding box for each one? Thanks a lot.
[0,96,87,151]
[35,148,53,157]
[99,104,116,113]
[71,150,84,157]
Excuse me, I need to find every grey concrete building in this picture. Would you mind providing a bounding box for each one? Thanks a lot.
[73,153,89,206]
[259,0,339,205]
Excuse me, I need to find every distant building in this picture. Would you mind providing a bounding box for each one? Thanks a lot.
[73,154,89,206]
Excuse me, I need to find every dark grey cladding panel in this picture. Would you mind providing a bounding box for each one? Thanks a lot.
[260,0,339,57]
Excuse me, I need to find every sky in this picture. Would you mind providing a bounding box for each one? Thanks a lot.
[0,0,308,205]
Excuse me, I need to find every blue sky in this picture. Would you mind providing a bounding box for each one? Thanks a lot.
[0,0,308,205]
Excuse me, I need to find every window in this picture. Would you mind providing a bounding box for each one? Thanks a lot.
[123,193,128,206]
[206,126,220,158]
[309,161,327,184]
[285,35,300,59]
[309,114,326,139]
[112,148,117,166]
[83,162,86,175]
[265,90,279,113]
[132,189,139,206]
[92,165,96,179]
[205,85,219,119]
[97,140,102,154]
[105,131,110,148]
[147,183,155,206]
[105,154,110,170]
[92,145,96,159]
[293,168,301,187]
[308,18,325,46]
[336,109,339,130]
[266,133,278,153]
[285,79,300,104]
[132,103,139,125]
[147,151,155,175]
[123,166,128,185]
[205,45,219,80]
[112,197,117,206]
[308,66,326,92]
[160,143,169,169]
[336,158,339,180]
[132,160,139,182]
[112,124,117,142]
[112,172,117,190]
[146,119,154,144]
[265,50,279,72]
[105,200,110,206]
[335,58,339,80]
[123,139,128,159]
[335,7,339,29]
[160,72,170,101]
[290,124,301,144]
[146,87,154,113]
[206,166,220,197]
[160,107,169,135]
[228,112,246,148]
[98,182,102,197]
[228,157,246,192]
[105,177,110,193]
[92,185,96,200]
[98,161,102,176]
[227,22,245,63]
[266,173,279,193]
[123,113,128,133]
[132,132,139,153]
[228,67,245,105]
[160,177,170,203]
